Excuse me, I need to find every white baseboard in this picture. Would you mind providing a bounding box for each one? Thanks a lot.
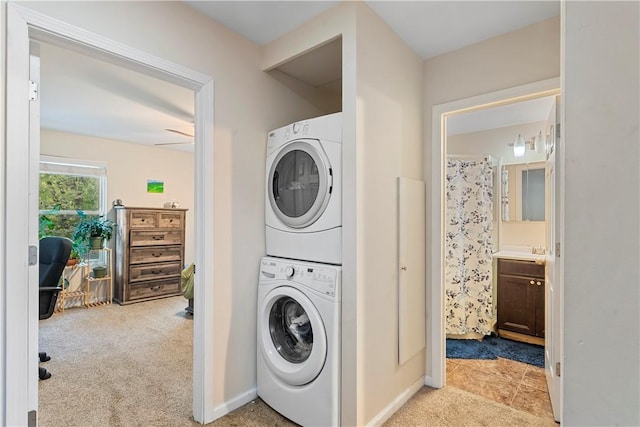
[205,387,258,423]
[424,375,437,387]
[366,376,424,426]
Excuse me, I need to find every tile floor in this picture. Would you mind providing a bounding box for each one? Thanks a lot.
[446,357,556,421]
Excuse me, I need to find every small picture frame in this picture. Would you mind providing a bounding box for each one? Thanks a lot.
[147,180,164,194]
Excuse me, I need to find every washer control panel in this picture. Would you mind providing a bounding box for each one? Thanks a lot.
[260,257,339,297]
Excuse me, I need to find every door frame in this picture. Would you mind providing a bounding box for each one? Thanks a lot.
[426,77,561,388]
[5,4,215,425]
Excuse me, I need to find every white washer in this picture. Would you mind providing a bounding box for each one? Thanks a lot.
[265,113,342,265]
[257,256,341,426]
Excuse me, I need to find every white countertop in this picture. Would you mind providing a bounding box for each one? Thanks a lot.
[493,250,546,263]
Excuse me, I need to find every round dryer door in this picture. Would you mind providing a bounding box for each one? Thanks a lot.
[268,140,331,228]
[259,285,327,386]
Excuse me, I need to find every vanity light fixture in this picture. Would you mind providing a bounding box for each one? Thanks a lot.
[534,131,546,154]
[509,131,545,157]
[512,134,525,158]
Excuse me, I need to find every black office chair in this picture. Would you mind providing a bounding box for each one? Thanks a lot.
[38,236,72,380]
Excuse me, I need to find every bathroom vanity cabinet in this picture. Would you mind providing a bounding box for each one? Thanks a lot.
[497,258,545,341]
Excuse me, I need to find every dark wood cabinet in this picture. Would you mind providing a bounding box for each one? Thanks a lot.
[497,258,545,339]
[114,207,187,304]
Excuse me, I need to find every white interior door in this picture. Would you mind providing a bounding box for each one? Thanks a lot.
[28,43,42,424]
[545,95,562,422]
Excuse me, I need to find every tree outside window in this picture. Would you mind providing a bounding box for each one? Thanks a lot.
[39,157,107,242]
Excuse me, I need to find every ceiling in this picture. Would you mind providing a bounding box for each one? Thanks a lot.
[40,43,196,153]
[447,96,556,136]
[39,1,560,152]
[187,1,559,60]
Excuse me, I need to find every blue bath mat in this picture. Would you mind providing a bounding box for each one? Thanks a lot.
[446,335,544,368]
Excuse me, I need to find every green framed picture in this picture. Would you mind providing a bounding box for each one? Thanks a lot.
[147,180,164,194]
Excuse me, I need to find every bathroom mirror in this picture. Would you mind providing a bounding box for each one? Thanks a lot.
[502,162,545,222]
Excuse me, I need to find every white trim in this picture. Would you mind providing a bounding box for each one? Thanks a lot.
[5,4,216,425]
[208,388,258,422]
[5,5,32,424]
[192,79,215,424]
[427,78,560,390]
[10,4,210,90]
[0,2,6,421]
[365,376,424,426]
[40,154,107,171]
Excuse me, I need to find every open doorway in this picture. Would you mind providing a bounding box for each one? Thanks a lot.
[427,78,563,423]
[35,39,197,424]
[442,94,557,420]
[5,5,215,424]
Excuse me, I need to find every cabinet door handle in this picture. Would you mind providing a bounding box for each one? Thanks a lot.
[529,280,535,285]
[537,281,542,286]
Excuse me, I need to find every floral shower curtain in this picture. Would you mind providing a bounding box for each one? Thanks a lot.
[445,158,495,336]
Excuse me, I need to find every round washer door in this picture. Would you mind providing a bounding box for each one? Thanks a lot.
[259,285,327,386]
[268,140,331,228]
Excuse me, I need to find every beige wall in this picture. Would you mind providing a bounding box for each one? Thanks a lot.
[41,129,196,264]
[18,0,323,414]
[563,2,639,424]
[354,3,424,424]
[448,121,547,165]
[263,2,425,423]
[424,16,560,380]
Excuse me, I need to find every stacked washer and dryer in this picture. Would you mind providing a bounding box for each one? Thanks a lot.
[257,112,342,426]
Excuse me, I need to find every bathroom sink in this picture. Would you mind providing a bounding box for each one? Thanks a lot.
[493,250,546,263]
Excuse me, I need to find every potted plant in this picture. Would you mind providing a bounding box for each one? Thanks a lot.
[92,264,107,278]
[66,239,84,266]
[73,210,115,251]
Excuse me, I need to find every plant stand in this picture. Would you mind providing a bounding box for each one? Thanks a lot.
[83,247,113,308]
[56,264,85,313]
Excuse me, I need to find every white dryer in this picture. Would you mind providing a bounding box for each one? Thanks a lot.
[265,113,342,265]
[257,256,341,427]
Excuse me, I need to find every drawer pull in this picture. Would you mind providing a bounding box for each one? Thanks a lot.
[151,270,162,275]
[152,253,162,257]
[150,286,161,291]
[151,235,164,240]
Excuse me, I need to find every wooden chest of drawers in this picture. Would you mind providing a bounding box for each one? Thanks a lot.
[114,207,187,304]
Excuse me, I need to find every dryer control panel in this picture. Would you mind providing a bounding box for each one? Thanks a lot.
[260,257,340,298]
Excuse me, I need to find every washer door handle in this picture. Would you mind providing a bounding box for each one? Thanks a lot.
[272,170,280,199]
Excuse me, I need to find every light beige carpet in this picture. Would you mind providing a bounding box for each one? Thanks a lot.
[39,296,196,427]
[40,297,557,427]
